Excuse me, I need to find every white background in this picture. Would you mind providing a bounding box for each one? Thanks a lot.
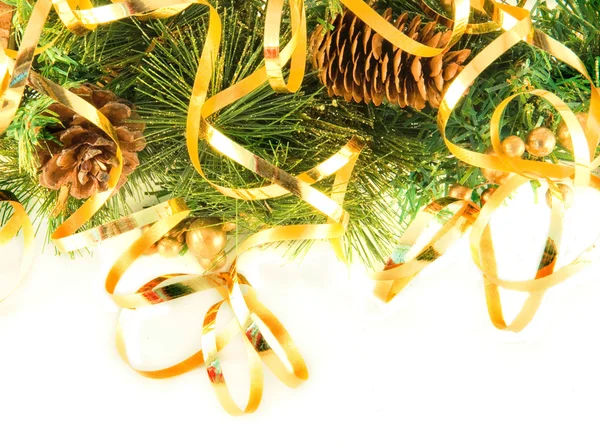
[3,0,572,445]
[1,182,600,448]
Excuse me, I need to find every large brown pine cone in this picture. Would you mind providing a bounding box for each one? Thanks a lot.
[309,8,470,109]
[37,84,146,200]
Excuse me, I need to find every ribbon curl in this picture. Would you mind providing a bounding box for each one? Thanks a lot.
[3,0,599,415]
[0,0,364,414]
[372,0,600,332]
[0,190,34,301]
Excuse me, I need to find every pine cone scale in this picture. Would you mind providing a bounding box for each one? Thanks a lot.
[430,54,443,77]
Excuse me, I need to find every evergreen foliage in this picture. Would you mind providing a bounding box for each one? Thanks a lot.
[0,0,598,265]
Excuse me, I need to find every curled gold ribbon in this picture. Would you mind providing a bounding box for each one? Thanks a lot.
[4,0,599,415]
[264,0,306,93]
[420,0,527,35]
[179,0,362,406]
[1,0,362,414]
[373,198,479,302]
[0,190,34,301]
[203,298,264,415]
[339,0,470,57]
[373,0,600,332]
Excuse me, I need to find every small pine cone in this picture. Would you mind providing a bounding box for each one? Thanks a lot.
[37,83,146,200]
[309,8,471,109]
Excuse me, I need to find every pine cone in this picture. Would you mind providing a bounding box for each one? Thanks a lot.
[37,84,146,200]
[309,8,471,109]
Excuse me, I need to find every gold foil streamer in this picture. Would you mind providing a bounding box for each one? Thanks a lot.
[183,0,360,404]
[2,0,599,414]
[0,190,34,300]
[339,0,470,57]
[420,0,527,35]
[373,0,600,332]
[0,0,362,414]
[264,0,306,93]
[373,198,479,302]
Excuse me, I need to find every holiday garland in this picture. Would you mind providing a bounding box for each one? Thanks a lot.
[1,0,599,414]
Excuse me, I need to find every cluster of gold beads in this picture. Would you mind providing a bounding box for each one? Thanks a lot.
[143,218,236,271]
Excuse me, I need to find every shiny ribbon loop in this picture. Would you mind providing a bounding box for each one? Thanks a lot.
[0,0,52,133]
[203,298,264,415]
[373,198,479,302]
[420,0,528,35]
[474,175,565,332]
[3,0,358,413]
[228,277,308,388]
[440,0,600,330]
[0,0,316,414]
[181,0,360,405]
[3,0,599,416]
[0,190,34,301]
[264,0,306,93]
[374,0,600,332]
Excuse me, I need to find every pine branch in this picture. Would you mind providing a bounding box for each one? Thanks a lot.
[3,0,597,267]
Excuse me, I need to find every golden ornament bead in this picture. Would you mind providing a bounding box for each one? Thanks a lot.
[526,127,556,157]
[500,135,525,158]
[480,187,496,206]
[448,184,472,200]
[222,222,237,232]
[545,183,574,209]
[481,147,511,185]
[556,112,588,151]
[157,237,183,258]
[185,218,228,260]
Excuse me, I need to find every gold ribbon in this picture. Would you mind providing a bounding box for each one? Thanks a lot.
[3,0,599,414]
[178,0,365,410]
[420,0,528,35]
[0,190,34,301]
[373,198,479,302]
[373,0,600,332]
[339,0,470,57]
[0,0,364,414]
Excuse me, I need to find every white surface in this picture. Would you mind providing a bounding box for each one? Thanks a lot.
[2,183,600,448]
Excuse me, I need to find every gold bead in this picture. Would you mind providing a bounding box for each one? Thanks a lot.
[556,112,588,151]
[526,127,556,157]
[222,222,237,232]
[157,237,183,258]
[185,218,228,260]
[545,183,574,208]
[481,147,511,185]
[500,135,525,158]
[480,187,496,206]
[448,184,472,200]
